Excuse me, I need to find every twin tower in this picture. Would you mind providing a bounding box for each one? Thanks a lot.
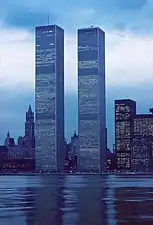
[35,24,106,173]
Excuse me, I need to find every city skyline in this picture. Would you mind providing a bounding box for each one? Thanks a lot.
[0,1,153,224]
[0,0,153,149]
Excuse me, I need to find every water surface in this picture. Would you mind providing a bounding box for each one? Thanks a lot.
[0,175,153,224]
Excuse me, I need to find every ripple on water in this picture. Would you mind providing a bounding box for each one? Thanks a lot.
[0,175,153,224]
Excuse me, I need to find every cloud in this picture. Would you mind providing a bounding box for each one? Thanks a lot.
[0,27,78,92]
[0,28,34,90]
[64,35,77,92]
[65,29,153,91]
[0,1,56,30]
[106,30,153,86]
[0,0,150,33]
[104,0,147,11]
[0,26,153,93]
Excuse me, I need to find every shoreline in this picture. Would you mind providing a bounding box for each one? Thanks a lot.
[0,172,153,176]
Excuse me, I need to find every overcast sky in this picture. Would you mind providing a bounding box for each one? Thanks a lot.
[0,0,153,148]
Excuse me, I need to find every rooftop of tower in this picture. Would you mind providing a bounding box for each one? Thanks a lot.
[78,26,105,33]
[35,24,63,30]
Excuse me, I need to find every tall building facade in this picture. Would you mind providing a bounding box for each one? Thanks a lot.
[35,25,64,173]
[78,27,106,172]
[131,113,153,171]
[115,99,136,170]
[132,135,152,171]
[134,114,153,137]
[25,105,35,148]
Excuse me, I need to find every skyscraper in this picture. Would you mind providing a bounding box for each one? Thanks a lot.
[132,111,153,171]
[78,26,106,173]
[25,105,35,148]
[115,99,136,170]
[35,25,64,173]
[132,135,152,172]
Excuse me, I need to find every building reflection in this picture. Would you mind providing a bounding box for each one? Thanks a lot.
[76,175,108,225]
[22,175,111,225]
[115,186,153,224]
[21,176,64,225]
[35,176,64,225]
[3,175,153,225]
[21,187,36,225]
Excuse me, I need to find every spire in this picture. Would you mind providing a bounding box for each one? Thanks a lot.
[7,130,10,138]
[47,12,50,24]
[73,130,77,138]
[28,104,32,113]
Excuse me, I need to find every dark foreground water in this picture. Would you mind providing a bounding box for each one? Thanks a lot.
[0,175,153,225]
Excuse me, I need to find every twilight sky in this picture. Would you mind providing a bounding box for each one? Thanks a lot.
[0,0,153,148]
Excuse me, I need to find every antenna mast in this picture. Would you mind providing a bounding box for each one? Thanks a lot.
[47,12,50,24]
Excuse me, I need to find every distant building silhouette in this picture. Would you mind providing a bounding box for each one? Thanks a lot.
[0,105,36,173]
[63,138,68,159]
[0,146,8,171]
[63,131,79,173]
[0,146,8,161]
[4,131,15,147]
[18,136,25,147]
[71,130,79,156]
[7,146,27,160]
[25,105,35,148]
[106,148,116,171]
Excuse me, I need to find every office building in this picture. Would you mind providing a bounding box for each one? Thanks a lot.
[106,148,116,171]
[115,99,136,170]
[134,113,153,137]
[35,25,64,173]
[25,105,35,148]
[78,26,106,172]
[131,112,153,171]
[70,130,79,156]
[132,135,152,172]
